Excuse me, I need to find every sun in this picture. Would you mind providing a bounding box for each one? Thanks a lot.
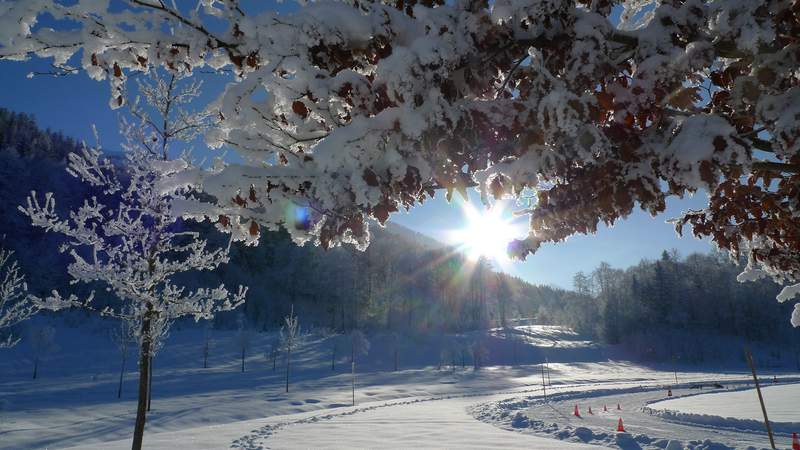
[449,201,525,263]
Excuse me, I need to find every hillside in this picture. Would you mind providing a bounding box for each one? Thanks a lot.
[0,107,555,334]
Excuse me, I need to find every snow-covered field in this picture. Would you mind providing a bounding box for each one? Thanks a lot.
[1,322,797,449]
[649,384,799,423]
[644,384,800,436]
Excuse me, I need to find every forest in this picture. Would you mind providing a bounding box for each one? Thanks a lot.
[2,107,797,357]
[543,251,800,361]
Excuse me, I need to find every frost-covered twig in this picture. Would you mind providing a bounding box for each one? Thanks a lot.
[0,247,39,348]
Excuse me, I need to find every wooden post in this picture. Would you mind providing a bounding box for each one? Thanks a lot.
[672,355,678,385]
[745,347,776,449]
[541,362,547,402]
[545,357,551,386]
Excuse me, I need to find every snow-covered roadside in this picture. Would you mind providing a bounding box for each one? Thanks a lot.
[644,383,800,435]
[472,380,800,450]
[68,373,791,449]
[0,324,606,449]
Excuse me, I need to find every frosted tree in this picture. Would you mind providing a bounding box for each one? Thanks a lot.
[349,329,370,405]
[0,246,39,348]
[315,326,340,371]
[267,336,280,372]
[17,73,246,450]
[349,329,370,363]
[280,305,300,393]
[234,317,254,373]
[110,319,135,399]
[29,325,58,379]
[3,1,800,324]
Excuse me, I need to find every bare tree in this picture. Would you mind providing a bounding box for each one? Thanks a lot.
[317,327,338,371]
[281,305,300,393]
[29,325,58,379]
[471,340,488,370]
[267,337,279,372]
[349,330,370,406]
[111,319,135,398]
[19,72,246,450]
[235,317,254,373]
[0,246,38,348]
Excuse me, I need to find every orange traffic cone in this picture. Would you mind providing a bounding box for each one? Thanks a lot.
[573,404,581,417]
[668,389,672,397]
[603,404,608,412]
[588,406,594,415]
[617,418,626,432]
[617,403,622,410]
[792,432,800,450]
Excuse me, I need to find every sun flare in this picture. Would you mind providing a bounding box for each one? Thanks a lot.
[449,201,525,264]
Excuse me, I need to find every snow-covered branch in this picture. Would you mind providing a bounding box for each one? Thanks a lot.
[0,247,39,347]
[3,1,799,323]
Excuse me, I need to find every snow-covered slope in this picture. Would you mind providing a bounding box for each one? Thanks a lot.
[1,321,796,449]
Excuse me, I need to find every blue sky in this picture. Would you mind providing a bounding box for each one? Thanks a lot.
[0,2,714,289]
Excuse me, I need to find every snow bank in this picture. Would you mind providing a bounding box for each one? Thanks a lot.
[645,383,800,435]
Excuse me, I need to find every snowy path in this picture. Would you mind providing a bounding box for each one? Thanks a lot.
[67,374,777,449]
[73,391,596,449]
[476,382,800,449]
[254,394,596,449]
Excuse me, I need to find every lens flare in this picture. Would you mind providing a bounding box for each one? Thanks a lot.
[448,200,525,264]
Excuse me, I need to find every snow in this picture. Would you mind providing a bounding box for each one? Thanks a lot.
[2,322,798,449]
[476,383,800,450]
[647,383,800,430]
[73,394,597,450]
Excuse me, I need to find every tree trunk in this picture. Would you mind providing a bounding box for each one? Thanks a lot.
[118,354,126,399]
[285,346,291,393]
[331,342,336,371]
[131,313,152,450]
[147,356,153,412]
[32,357,38,379]
[241,348,245,373]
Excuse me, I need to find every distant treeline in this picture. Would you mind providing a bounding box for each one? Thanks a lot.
[538,250,800,360]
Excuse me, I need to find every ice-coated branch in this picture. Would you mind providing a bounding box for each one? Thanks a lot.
[0,248,39,347]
